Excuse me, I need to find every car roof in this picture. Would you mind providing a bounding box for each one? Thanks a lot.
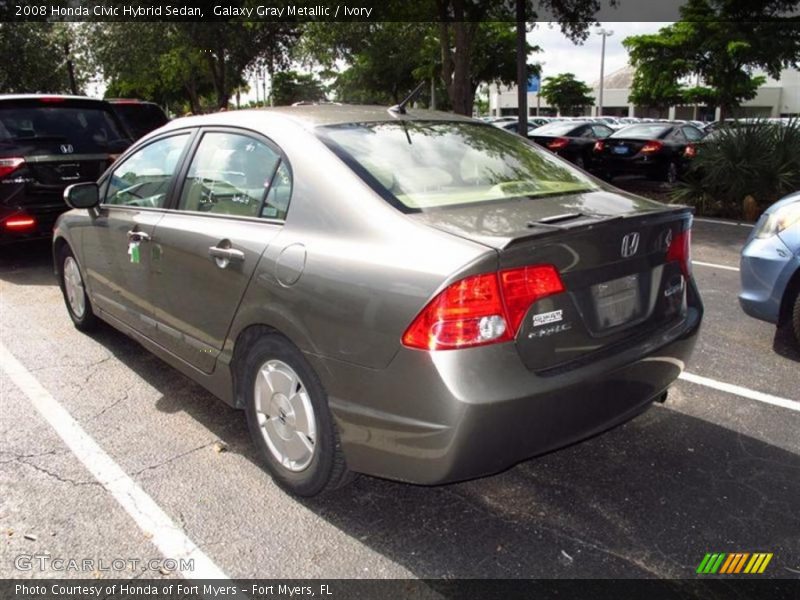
[166,104,478,130]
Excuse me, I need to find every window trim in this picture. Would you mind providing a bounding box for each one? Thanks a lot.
[99,128,198,211]
[169,126,293,223]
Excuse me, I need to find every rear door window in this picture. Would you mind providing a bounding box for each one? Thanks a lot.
[104,134,190,208]
[177,132,285,219]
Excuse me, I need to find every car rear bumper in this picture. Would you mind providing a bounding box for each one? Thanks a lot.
[738,234,798,324]
[0,202,67,244]
[603,155,665,176]
[314,291,702,485]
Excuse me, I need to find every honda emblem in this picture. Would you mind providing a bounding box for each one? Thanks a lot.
[621,232,640,258]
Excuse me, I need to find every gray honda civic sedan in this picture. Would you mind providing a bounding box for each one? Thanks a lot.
[54,106,702,496]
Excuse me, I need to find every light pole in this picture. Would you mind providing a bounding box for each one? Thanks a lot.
[596,27,614,117]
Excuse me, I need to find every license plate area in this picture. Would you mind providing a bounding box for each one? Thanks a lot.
[612,145,629,155]
[591,273,642,330]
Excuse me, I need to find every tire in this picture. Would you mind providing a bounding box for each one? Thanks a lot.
[242,334,353,496]
[58,245,98,332]
[664,161,678,185]
[792,290,800,348]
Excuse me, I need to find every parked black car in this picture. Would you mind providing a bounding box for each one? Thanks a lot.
[0,95,131,244]
[529,120,615,170]
[593,122,705,183]
[107,99,169,140]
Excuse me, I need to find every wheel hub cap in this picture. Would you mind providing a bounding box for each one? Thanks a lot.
[63,256,85,318]
[253,359,316,472]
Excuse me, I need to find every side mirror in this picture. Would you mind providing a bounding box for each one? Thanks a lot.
[64,182,100,209]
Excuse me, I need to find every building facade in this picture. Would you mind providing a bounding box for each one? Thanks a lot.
[489,66,800,120]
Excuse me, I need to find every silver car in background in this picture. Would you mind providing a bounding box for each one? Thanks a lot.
[55,106,702,496]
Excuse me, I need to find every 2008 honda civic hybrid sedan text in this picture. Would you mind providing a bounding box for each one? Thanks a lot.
[54,106,703,496]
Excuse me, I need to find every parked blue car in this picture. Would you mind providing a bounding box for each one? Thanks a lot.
[739,193,800,345]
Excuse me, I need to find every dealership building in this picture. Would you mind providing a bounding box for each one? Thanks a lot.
[489,66,800,121]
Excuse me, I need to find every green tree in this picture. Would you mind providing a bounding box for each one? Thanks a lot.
[302,23,434,105]
[85,18,299,112]
[436,1,611,115]
[539,73,594,116]
[624,0,800,120]
[302,18,540,114]
[270,71,327,106]
[85,22,212,113]
[0,23,86,94]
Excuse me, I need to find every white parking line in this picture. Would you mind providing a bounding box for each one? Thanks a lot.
[679,371,799,413]
[0,342,229,580]
[694,218,754,228]
[692,260,740,272]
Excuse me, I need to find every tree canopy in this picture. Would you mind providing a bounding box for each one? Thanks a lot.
[0,23,87,94]
[539,73,594,116]
[270,71,327,106]
[84,21,299,113]
[624,0,800,118]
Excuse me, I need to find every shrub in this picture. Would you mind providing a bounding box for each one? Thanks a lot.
[673,119,800,219]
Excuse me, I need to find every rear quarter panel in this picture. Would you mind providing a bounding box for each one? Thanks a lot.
[222,118,494,374]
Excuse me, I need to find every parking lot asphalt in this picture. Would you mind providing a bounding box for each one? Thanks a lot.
[1,218,798,581]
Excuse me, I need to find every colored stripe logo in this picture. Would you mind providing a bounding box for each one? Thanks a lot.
[697,552,773,574]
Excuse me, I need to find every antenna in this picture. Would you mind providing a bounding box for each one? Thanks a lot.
[389,82,427,115]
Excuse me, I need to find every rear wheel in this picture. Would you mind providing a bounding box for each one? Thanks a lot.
[242,334,353,496]
[664,161,679,185]
[58,245,98,332]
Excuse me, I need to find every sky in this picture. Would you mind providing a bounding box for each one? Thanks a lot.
[528,22,670,86]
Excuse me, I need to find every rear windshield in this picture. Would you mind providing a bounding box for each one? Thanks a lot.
[611,124,671,139]
[318,121,599,211]
[531,121,587,136]
[112,103,168,136]
[0,103,129,152]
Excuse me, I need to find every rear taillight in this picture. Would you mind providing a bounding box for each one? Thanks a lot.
[402,265,565,351]
[0,158,24,179]
[548,137,570,151]
[641,141,663,154]
[4,215,36,230]
[593,141,605,153]
[667,229,692,278]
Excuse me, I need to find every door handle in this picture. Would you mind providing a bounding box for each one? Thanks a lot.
[208,246,245,263]
[127,230,151,242]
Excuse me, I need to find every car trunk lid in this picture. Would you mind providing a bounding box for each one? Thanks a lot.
[410,190,693,372]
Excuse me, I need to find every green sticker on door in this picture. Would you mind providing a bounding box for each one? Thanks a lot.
[128,241,140,264]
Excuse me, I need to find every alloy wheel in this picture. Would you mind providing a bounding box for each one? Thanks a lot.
[253,359,317,472]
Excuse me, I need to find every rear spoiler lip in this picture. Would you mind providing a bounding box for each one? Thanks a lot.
[501,205,694,250]
[422,205,694,252]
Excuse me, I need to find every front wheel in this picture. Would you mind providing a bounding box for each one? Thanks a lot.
[792,290,800,348]
[58,245,98,332]
[242,334,353,496]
